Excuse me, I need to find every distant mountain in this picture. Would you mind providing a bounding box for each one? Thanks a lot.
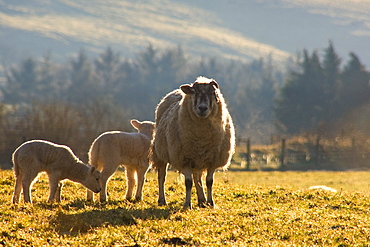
[187,0,370,66]
[1,0,369,67]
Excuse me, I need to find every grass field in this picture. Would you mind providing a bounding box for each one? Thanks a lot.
[1,169,370,246]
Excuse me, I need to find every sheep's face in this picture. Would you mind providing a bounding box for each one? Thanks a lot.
[84,166,101,193]
[181,80,219,118]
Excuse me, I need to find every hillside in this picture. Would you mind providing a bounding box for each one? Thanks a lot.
[0,0,289,64]
[1,0,370,67]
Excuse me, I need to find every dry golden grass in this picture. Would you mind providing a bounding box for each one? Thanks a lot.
[1,169,370,246]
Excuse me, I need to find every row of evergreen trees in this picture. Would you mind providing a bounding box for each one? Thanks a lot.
[1,44,284,144]
[276,41,370,134]
[1,41,370,143]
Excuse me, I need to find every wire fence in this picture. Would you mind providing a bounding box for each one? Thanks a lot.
[236,136,370,171]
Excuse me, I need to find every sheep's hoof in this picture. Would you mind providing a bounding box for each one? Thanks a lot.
[183,204,192,210]
[158,199,167,206]
[133,197,142,203]
[127,197,141,203]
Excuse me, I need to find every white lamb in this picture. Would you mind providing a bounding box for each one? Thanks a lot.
[151,76,235,209]
[86,119,155,202]
[12,140,101,203]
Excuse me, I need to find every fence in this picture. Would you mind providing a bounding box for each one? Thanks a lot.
[237,136,370,171]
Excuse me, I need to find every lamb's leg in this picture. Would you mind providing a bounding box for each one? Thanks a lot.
[157,161,168,206]
[21,169,40,203]
[183,167,193,209]
[134,164,148,201]
[125,167,136,201]
[22,175,37,203]
[206,168,216,207]
[99,165,117,202]
[193,170,207,207]
[86,188,94,201]
[48,176,60,202]
[12,174,23,204]
[55,182,64,202]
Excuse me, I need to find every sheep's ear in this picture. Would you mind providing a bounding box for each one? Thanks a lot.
[180,84,195,94]
[131,119,141,129]
[210,80,219,89]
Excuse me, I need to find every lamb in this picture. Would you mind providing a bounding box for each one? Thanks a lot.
[151,76,235,209]
[86,119,155,202]
[12,140,101,203]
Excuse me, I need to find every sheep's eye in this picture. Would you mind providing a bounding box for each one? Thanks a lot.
[96,178,99,181]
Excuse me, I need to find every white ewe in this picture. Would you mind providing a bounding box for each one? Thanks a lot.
[12,140,101,203]
[152,76,235,209]
[87,119,155,202]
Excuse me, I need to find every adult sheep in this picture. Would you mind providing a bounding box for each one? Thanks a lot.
[12,140,101,203]
[152,76,235,209]
[87,119,155,202]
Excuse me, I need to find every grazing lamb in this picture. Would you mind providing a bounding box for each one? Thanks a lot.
[152,76,235,209]
[86,119,155,202]
[12,140,101,204]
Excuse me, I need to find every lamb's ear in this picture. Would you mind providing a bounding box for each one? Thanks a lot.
[131,119,141,129]
[210,80,219,89]
[90,166,96,174]
[180,84,195,94]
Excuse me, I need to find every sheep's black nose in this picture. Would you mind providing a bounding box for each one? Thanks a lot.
[198,105,208,112]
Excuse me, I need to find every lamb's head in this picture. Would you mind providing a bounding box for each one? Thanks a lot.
[84,166,101,193]
[131,119,155,139]
[180,77,220,118]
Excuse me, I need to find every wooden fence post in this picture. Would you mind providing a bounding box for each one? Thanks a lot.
[280,138,286,169]
[351,138,355,163]
[315,137,320,167]
[246,138,250,170]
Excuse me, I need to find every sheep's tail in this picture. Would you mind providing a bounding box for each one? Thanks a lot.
[148,139,157,167]
[88,140,99,168]
[149,141,164,170]
[12,149,20,177]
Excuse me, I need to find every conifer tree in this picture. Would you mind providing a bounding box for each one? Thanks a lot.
[2,57,38,104]
[67,49,97,103]
[322,41,341,120]
[339,52,370,113]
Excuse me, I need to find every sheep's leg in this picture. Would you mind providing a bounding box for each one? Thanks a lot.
[86,188,94,201]
[134,165,148,201]
[48,176,60,202]
[12,174,23,204]
[22,175,37,203]
[157,162,168,206]
[21,169,39,203]
[125,167,136,201]
[206,168,216,207]
[54,182,64,202]
[99,164,117,202]
[193,171,207,207]
[183,168,193,209]
[22,179,32,203]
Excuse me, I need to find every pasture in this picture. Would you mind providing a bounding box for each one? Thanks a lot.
[0,169,369,246]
